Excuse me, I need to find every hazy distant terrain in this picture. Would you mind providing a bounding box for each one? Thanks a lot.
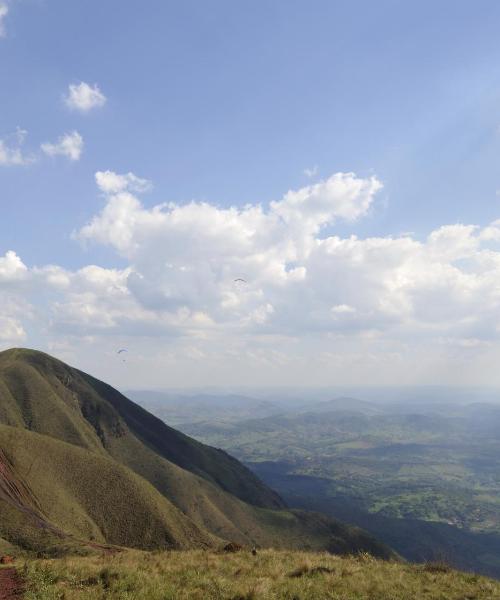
[127,390,283,427]
[129,388,500,578]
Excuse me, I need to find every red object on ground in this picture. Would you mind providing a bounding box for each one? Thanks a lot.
[0,558,13,565]
[0,568,24,599]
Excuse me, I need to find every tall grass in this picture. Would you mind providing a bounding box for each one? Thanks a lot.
[20,548,500,600]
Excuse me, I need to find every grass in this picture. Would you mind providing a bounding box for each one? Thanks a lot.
[18,548,500,600]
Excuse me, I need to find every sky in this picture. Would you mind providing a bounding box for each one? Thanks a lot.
[3,1,500,389]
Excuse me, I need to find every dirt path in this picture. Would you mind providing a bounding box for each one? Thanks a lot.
[0,568,24,599]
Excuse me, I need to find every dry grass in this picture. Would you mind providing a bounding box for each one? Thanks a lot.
[19,548,500,600]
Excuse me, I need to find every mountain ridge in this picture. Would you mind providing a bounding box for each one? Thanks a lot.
[0,348,394,559]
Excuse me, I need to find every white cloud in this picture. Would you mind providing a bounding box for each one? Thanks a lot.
[0,2,8,38]
[9,170,500,386]
[95,170,152,194]
[0,128,34,166]
[271,172,382,232]
[41,131,83,161]
[64,82,106,112]
[70,171,500,351]
[0,251,27,281]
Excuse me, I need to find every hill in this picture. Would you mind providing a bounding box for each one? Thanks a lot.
[0,348,393,558]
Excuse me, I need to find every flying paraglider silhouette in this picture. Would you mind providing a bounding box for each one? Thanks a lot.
[117,348,128,363]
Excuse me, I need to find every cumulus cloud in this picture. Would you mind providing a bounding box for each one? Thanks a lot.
[95,170,152,194]
[41,131,83,161]
[0,128,34,166]
[8,170,500,385]
[70,170,500,349]
[64,82,106,112]
[0,250,28,281]
[272,172,381,234]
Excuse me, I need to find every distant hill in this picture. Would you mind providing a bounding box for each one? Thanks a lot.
[126,389,281,426]
[171,398,500,578]
[304,396,383,415]
[0,348,393,559]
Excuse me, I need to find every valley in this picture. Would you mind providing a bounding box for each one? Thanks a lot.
[131,389,500,578]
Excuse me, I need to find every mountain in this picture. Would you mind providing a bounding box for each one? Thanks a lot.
[0,348,393,559]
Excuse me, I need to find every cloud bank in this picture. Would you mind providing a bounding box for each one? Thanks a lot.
[3,171,500,386]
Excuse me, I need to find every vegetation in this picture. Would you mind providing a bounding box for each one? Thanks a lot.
[19,548,500,600]
[0,348,392,559]
[133,391,500,578]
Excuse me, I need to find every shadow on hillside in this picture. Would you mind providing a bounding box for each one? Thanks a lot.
[249,462,500,580]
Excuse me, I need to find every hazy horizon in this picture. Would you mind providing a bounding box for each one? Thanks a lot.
[124,384,500,406]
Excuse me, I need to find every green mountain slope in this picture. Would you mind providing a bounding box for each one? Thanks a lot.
[0,348,394,558]
[0,425,215,552]
[0,348,282,509]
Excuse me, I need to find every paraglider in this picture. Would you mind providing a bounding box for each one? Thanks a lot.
[117,349,128,363]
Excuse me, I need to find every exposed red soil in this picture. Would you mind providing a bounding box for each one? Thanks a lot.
[0,568,24,599]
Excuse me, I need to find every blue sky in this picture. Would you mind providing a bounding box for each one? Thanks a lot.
[2,1,500,388]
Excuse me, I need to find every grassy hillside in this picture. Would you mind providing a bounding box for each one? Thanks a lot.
[0,348,283,509]
[0,348,393,559]
[19,549,500,600]
[0,425,215,552]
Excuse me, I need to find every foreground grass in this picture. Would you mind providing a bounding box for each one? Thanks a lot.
[18,549,500,599]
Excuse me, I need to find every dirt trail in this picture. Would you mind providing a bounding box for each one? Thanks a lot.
[0,568,24,599]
